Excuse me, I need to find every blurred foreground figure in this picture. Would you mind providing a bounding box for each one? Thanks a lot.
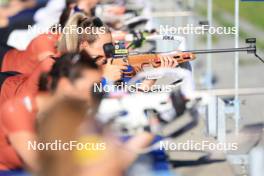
[37,98,154,176]
[37,98,89,176]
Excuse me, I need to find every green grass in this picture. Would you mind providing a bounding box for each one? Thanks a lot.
[214,0,264,31]
[196,1,264,51]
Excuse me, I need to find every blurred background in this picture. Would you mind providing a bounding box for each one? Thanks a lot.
[146,1,264,175]
[137,0,264,127]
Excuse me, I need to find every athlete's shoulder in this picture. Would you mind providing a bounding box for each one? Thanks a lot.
[27,32,59,52]
[1,95,34,116]
[33,32,60,43]
[0,95,36,133]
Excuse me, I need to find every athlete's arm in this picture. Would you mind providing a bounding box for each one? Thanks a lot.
[0,99,39,171]
[8,132,38,171]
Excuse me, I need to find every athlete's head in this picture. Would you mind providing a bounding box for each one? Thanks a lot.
[39,51,102,101]
[58,13,112,66]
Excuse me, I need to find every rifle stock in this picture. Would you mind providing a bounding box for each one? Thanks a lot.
[111,52,196,77]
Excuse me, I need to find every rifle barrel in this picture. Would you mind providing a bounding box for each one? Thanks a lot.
[134,46,256,55]
[184,46,256,54]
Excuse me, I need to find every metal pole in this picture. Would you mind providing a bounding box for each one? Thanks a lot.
[234,0,240,134]
[207,0,213,90]
[250,147,264,176]
[188,0,195,75]
[188,0,195,50]
[217,97,226,142]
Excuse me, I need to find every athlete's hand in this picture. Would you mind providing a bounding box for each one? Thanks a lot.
[103,59,128,82]
[158,55,179,68]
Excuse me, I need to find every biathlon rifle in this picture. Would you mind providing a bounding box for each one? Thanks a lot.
[103,38,263,78]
